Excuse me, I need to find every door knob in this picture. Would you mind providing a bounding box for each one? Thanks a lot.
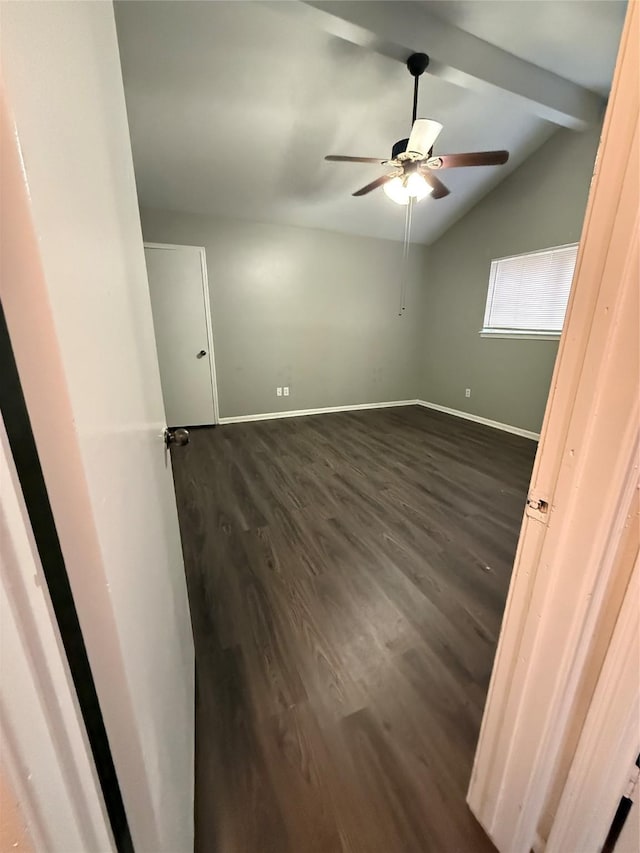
[197,350,207,359]
[164,427,190,448]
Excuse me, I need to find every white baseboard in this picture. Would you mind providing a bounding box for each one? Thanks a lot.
[416,400,540,441]
[218,400,419,425]
[218,398,540,440]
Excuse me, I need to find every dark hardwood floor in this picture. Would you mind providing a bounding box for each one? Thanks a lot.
[171,405,537,853]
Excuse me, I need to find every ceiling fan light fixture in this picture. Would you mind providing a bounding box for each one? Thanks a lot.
[383,176,410,205]
[406,172,432,200]
[326,50,509,207]
[383,172,431,205]
[406,118,443,158]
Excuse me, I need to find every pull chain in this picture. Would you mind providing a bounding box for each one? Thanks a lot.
[399,197,414,316]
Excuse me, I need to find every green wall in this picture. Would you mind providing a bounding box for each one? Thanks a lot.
[141,210,427,418]
[141,124,601,430]
[420,124,602,433]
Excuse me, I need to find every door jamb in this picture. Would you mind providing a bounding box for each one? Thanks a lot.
[467,3,639,850]
[545,555,639,852]
[144,242,220,424]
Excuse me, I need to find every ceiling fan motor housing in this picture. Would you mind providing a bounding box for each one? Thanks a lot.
[392,138,410,159]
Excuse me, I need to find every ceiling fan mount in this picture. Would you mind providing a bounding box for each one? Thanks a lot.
[324,50,509,204]
[406,51,430,78]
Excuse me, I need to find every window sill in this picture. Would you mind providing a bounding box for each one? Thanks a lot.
[479,329,561,341]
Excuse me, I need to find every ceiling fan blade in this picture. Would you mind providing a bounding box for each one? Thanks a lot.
[325,155,386,164]
[426,150,510,169]
[352,174,394,197]
[421,171,450,199]
[406,119,443,157]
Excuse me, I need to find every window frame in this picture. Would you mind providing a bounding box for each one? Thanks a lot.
[479,242,579,341]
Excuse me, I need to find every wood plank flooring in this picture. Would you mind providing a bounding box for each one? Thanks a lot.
[171,405,537,853]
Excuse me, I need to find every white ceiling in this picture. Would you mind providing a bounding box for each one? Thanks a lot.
[114,1,625,245]
[421,1,626,96]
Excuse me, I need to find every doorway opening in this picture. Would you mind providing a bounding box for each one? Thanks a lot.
[117,2,628,850]
[3,1,630,851]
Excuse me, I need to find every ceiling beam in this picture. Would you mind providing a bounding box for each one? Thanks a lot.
[275,0,604,130]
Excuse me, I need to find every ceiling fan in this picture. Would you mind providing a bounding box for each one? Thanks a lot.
[324,52,509,205]
[324,52,510,315]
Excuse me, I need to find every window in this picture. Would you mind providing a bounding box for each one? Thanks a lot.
[481,243,578,339]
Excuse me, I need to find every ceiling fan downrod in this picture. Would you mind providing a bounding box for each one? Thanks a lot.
[406,52,430,125]
[390,52,431,159]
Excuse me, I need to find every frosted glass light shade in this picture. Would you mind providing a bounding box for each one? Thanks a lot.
[383,177,409,205]
[406,172,431,201]
[383,173,432,204]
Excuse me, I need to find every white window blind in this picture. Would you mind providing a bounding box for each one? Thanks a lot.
[481,243,578,338]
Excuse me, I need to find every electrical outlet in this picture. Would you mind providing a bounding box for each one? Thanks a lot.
[283,386,290,396]
[276,387,282,397]
[465,388,471,398]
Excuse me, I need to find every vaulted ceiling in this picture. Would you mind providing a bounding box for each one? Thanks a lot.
[115,1,626,244]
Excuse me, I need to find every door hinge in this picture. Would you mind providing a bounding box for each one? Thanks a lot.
[526,492,549,521]
[527,497,549,512]
[623,754,640,802]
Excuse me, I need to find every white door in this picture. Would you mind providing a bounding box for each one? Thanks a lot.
[1,4,194,851]
[145,244,218,427]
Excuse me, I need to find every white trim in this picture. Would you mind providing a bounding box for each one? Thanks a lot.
[143,242,220,424]
[490,241,579,265]
[479,329,561,341]
[416,400,540,441]
[218,399,541,441]
[545,555,639,853]
[218,400,419,424]
[1,415,115,852]
[198,247,220,424]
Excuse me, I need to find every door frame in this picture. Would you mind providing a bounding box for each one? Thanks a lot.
[0,404,118,852]
[468,3,639,851]
[545,555,639,852]
[144,242,220,424]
